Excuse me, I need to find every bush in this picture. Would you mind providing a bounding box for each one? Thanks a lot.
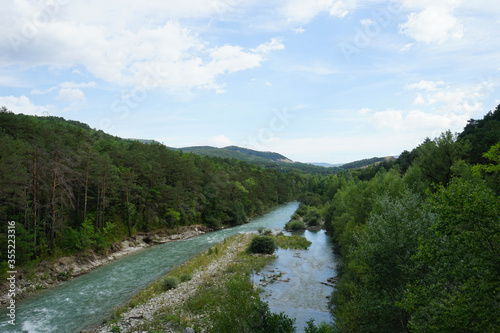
[285,220,306,231]
[304,319,335,333]
[179,272,192,282]
[304,208,321,227]
[248,236,277,254]
[208,276,295,333]
[162,276,179,291]
[295,204,309,216]
[258,228,272,236]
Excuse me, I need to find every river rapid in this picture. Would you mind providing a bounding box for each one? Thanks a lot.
[1,202,339,332]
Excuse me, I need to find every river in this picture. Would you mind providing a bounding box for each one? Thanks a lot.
[0,202,338,332]
[253,229,338,331]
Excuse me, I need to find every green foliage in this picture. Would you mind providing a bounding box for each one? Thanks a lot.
[0,261,9,280]
[258,227,273,235]
[208,276,296,333]
[161,276,179,291]
[273,234,311,250]
[409,131,470,187]
[179,272,192,282]
[332,189,433,332]
[303,207,321,226]
[324,168,403,255]
[401,178,500,332]
[458,104,500,164]
[248,235,277,254]
[295,203,309,216]
[0,110,303,260]
[304,319,335,333]
[110,326,121,333]
[285,219,306,231]
[341,156,387,169]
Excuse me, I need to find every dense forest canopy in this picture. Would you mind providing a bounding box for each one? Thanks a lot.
[1,103,499,332]
[0,107,310,265]
[296,103,500,332]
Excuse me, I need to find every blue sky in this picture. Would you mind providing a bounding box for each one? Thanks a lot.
[1,0,499,164]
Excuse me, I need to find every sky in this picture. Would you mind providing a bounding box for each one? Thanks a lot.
[1,0,499,164]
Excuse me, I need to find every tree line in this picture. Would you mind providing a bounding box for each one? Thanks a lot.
[0,108,307,267]
[300,104,500,332]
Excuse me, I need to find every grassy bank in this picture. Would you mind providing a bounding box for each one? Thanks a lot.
[102,231,314,333]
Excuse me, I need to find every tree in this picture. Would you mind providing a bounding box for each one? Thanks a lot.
[413,131,469,187]
[332,190,433,332]
[401,178,500,332]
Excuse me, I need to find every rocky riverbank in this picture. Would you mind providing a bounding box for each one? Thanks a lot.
[94,232,256,333]
[0,225,210,308]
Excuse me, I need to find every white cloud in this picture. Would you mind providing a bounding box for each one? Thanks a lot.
[360,18,374,26]
[399,6,463,44]
[251,38,285,54]
[414,93,425,105]
[278,0,349,26]
[407,79,498,116]
[0,95,54,116]
[372,109,405,131]
[31,81,96,95]
[295,26,305,33]
[400,43,413,52]
[407,80,445,91]
[206,135,232,147]
[329,1,349,18]
[371,108,468,132]
[369,78,500,134]
[0,2,285,94]
[261,133,422,164]
[56,88,86,111]
[56,88,85,102]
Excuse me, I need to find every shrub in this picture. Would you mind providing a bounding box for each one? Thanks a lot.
[285,220,306,231]
[258,227,272,235]
[296,204,308,216]
[248,236,277,254]
[179,272,192,282]
[304,208,322,227]
[304,319,335,333]
[162,276,179,291]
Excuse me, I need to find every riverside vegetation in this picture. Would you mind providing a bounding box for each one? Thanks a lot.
[0,107,309,278]
[1,103,500,332]
[99,232,312,333]
[297,104,500,332]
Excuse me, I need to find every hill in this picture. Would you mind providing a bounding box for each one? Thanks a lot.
[176,145,340,175]
[178,145,293,164]
[341,156,395,169]
[0,108,305,265]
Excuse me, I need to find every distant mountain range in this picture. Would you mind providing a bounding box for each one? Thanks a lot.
[129,139,395,173]
[177,145,294,164]
[309,162,344,168]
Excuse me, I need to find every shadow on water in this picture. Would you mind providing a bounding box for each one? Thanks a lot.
[252,229,339,332]
[0,202,300,333]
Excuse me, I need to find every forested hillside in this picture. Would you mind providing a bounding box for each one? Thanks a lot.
[299,104,500,332]
[0,108,306,268]
[1,103,499,332]
[177,145,339,175]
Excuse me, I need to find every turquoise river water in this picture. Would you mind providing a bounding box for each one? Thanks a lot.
[0,202,338,332]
